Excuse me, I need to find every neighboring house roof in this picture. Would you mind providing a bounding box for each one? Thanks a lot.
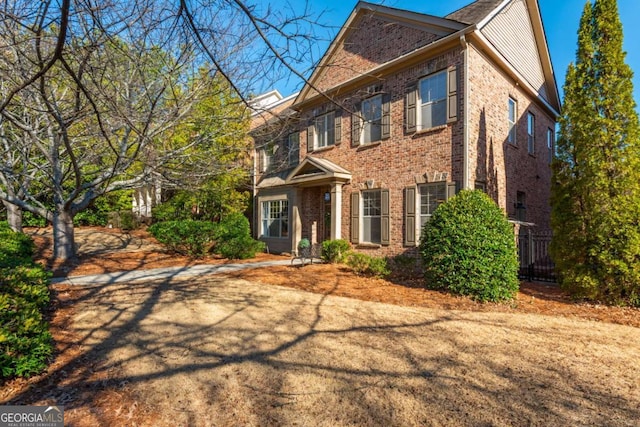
[250,91,298,132]
[293,0,560,116]
[446,0,506,24]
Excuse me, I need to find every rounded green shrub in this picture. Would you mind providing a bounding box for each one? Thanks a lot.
[346,252,390,278]
[419,190,519,302]
[321,239,351,263]
[213,213,265,260]
[148,220,217,257]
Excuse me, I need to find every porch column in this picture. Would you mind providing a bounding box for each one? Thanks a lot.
[292,188,303,253]
[330,182,343,240]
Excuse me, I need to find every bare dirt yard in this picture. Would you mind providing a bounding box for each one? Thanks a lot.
[2,227,640,426]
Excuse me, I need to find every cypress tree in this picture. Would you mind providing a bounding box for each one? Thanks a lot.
[550,0,640,306]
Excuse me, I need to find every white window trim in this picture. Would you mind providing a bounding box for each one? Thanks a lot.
[508,98,517,145]
[314,112,334,149]
[416,182,448,241]
[360,95,383,145]
[417,70,447,131]
[547,128,554,164]
[261,199,289,239]
[361,189,382,245]
[527,112,535,154]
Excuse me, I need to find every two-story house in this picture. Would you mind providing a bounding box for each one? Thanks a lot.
[250,0,560,256]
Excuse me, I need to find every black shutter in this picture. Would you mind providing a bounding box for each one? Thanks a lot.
[327,112,335,145]
[381,189,390,246]
[404,186,416,246]
[447,66,458,123]
[350,192,360,244]
[381,95,391,140]
[351,104,361,147]
[335,110,342,144]
[307,122,315,153]
[447,182,458,200]
[405,85,417,133]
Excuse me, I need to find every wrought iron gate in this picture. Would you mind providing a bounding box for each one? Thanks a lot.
[517,230,555,282]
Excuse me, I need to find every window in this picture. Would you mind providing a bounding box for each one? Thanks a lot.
[261,200,288,238]
[547,128,554,164]
[475,181,486,192]
[419,183,447,229]
[315,112,335,149]
[362,190,382,244]
[361,95,383,144]
[527,112,535,154]
[515,191,526,222]
[418,71,447,129]
[508,98,517,144]
[287,132,299,166]
[259,146,274,173]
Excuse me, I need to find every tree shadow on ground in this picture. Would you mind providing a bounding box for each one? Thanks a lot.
[3,271,640,426]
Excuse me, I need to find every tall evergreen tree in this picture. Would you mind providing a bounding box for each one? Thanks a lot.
[550,0,640,306]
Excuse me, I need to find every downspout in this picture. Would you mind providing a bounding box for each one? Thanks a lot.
[460,34,470,190]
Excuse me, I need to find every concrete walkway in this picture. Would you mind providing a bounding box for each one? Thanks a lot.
[51,259,293,286]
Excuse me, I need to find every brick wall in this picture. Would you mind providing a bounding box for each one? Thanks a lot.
[253,23,555,257]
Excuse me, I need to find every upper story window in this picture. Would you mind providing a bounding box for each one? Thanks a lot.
[515,191,526,222]
[308,110,340,152]
[547,128,554,164]
[405,66,457,133]
[315,112,335,149]
[527,112,535,154]
[352,94,390,146]
[508,98,517,144]
[418,71,447,129]
[362,95,383,144]
[287,132,300,166]
[259,145,274,173]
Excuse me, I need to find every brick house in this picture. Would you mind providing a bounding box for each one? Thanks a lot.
[250,0,560,256]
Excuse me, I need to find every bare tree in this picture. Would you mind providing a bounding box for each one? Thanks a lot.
[1,0,324,259]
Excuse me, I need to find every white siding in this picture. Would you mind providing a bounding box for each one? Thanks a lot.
[481,0,548,100]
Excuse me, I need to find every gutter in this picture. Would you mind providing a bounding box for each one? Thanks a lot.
[460,34,470,190]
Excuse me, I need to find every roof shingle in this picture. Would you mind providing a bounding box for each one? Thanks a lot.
[445,0,505,25]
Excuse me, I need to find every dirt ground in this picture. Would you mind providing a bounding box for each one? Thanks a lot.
[2,227,640,426]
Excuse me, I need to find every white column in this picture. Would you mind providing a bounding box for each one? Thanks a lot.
[330,182,343,240]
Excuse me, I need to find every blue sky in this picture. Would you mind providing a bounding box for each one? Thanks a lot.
[271,0,639,108]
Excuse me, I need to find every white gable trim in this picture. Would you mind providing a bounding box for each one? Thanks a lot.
[476,0,513,28]
[295,1,467,105]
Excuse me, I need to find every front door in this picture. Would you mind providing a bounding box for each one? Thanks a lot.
[323,189,331,241]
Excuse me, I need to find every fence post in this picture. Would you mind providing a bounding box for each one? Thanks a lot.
[527,228,535,281]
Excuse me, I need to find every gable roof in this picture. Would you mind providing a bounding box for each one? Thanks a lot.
[286,156,351,186]
[293,0,560,116]
[294,1,466,106]
[446,0,506,24]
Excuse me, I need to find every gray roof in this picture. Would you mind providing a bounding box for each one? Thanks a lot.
[445,0,504,25]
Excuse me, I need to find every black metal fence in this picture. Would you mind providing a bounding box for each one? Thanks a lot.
[517,230,556,282]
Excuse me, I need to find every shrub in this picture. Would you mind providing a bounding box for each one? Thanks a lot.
[213,213,265,260]
[346,253,390,278]
[148,220,217,257]
[0,226,53,379]
[419,190,519,302]
[0,223,35,268]
[321,239,351,263]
